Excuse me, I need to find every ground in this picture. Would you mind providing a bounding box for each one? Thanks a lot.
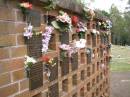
[110,45,130,97]
[110,72,130,97]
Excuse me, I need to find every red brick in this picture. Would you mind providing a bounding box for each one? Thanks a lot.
[0,21,14,35]
[0,7,16,21]
[0,58,24,74]
[20,79,29,91]
[14,22,26,34]
[0,21,26,35]
[14,90,30,97]
[0,73,11,86]
[16,10,24,21]
[17,34,25,45]
[0,83,18,97]
[0,35,16,47]
[12,69,25,81]
[0,48,10,59]
[11,46,27,58]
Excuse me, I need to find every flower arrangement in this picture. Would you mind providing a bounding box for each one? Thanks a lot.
[51,11,72,32]
[23,24,42,39]
[19,2,32,20]
[59,44,78,60]
[91,29,100,35]
[41,55,56,67]
[42,26,54,53]
[71,16,79,26]
[23,24,33,39]
[24,55,37,71]
[76,22,87,39]
[41,55,56,77]
[75,39,86,49]
[97,20,112,31]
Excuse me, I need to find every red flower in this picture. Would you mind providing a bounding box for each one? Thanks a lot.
[41,55,50,62]
[20,2,32,9]
[71,16,79,26]
[28,3,32,9]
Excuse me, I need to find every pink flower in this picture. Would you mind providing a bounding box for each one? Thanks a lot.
[20,2,32,9]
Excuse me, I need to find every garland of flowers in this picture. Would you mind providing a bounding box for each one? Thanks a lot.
[42,26,54,53]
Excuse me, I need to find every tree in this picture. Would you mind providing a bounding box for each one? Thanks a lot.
[109,5,127,45]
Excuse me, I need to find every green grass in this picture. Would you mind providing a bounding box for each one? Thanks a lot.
[110,45,130,72]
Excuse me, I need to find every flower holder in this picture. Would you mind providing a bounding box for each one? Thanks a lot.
[71,52,78,71]
[45,57,58,81]
[25,61,43,90]
[59,31,70,44]
[24,35,42,59]
[60,50,69,76]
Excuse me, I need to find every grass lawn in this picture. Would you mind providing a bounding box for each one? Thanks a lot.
[110,45,130,72]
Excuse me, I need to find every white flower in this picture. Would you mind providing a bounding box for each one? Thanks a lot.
[75,39,86,49]
[92,29,97,34]
[96,31,100,35]
[24,55,37,65]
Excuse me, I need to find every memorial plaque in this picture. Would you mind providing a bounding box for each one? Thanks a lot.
[27,10,41,27]
[48,57,58,81]
[28,62,43,90]
[59,31,70,44]
[71,52,78,71]
[49,83,59,97]
[25,35,42,59]
[60,56,69,76]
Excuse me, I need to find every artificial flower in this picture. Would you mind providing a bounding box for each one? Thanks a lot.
[91,29,97,34]
[24,55,37,69]
[71,16,79,26]
[20,2,32,9]
[76,22,87,39]
[42,26,54,53]
[75,39,86,49]
[51,11,72,32]
[59,44,71,51]
[23,24,33,39]
[41,55,56,67]
[41,55,50,63]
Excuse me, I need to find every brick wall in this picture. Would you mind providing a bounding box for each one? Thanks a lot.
[0,1,28,97]
[0,0,111,97]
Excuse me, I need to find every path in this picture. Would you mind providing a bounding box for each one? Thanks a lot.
[110,72,130,97]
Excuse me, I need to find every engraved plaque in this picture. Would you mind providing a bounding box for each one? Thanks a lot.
[71,52,78,71]
[28,62,43,90]
[25,35,42,59]
[49,83,59,97]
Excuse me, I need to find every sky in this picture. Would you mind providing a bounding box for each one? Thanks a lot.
[84,0,129,12]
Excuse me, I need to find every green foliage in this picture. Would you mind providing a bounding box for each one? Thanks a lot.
[110,5,130,45]
[44,0,57,10]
